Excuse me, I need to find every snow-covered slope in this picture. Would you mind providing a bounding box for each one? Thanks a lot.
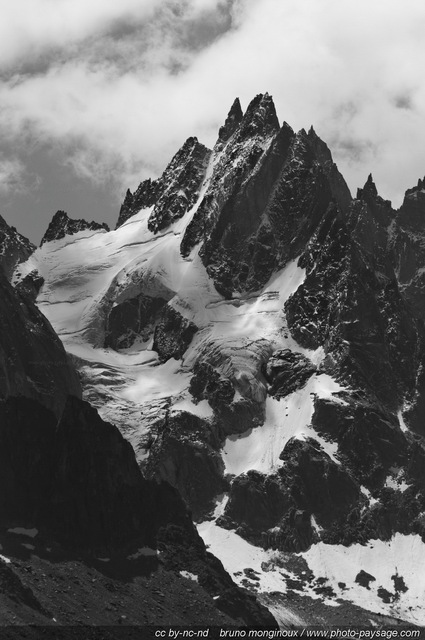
[16,196,330,454]
[199,518,425,625]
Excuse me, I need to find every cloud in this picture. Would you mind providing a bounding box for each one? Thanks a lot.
[0,0,425,209]
[0,155,40,196]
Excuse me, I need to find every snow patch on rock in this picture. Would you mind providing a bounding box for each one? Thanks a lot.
[222,374,344,475]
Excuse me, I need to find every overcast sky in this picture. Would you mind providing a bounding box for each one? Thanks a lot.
[1,0,425,243]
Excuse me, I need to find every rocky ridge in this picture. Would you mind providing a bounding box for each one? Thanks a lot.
[116,137,211,231]
[40,210,109,245]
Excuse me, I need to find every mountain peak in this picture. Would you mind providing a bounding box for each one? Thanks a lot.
[404,175,425,201]
[237,92,280,140]
[217,97,243,143]
[356,173,378,200]
[41,210,110,246]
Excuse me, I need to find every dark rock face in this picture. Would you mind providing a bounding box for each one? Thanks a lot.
[116,179,160,229]
[0,397,55,530]
[285,192,419,411]
[278,437,361,528]
[180,93,285,266]
[264,349,316,398]
[0,267,81,416]
[116,137,211,231]
[189,360,235,410]
[222,470,292,535]
[0,394,221,553]
[52,395,171,550]
[153,305,197,362]
[0,214,35,280]
[0,395,189,551]
[312,399,408,490]
[217,97,243,144]
[323,483,425,547]
[390,176,425,319]
[213,396,265,437]
[105,292,167,350]
[145,412,227,520]
[14,269,44,302]
[147,137,211,233]
[222,436,361,551]
[40,210,109,245]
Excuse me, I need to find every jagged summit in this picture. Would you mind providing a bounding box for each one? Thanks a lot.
[405,175,425,196]
[147,137,211,234]
[116,137,211,232]
[215,93,279,147]
[181,102,351,296]
[41,210,109,246]
[357,173,378,200]
[395,175,425,234]
[217,97,243,144]
[116,179,159,229]
[237,92,280,141]
[114,92,352,297]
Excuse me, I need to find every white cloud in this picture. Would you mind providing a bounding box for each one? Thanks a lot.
[0,155,39,196]
[0,0,425,206]
[0,0,157,66]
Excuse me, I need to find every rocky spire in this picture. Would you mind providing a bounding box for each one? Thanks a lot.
[147,137,212,234]
[237,93,280,140]
[403,175,425,201]
[116,179,159,229]
[396,175,425,232]
[217,97,243,143]
[355,173,393,228]
[356,173,378,201]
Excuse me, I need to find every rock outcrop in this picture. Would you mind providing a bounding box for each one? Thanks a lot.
[285,188,419,411]
[0,395,191,551]
[153,305,198,362]
[390,176,425,319]
[116,178,160,228]
[116,137,211,231]
[145,411,227,520]
[0,266,81,416]
[105,292,167,350]
[264,349,316,398]
[0,214,35,280]
[221,437,361,552]
[40,210,109,245]
[189,360,235,410]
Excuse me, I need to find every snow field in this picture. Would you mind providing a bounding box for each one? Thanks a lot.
[198,514,425,625]
[301,534,425,625]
